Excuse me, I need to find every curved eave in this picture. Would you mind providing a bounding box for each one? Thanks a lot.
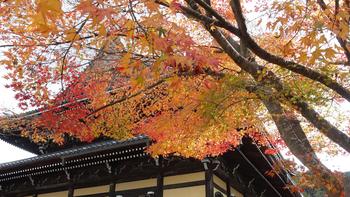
[0,133,40,155]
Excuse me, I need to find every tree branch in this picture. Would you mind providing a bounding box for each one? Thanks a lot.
[86,76,169,118]
[0,35,96,48]
[60,18,89,90]
[229,0,350,103]
[183,0,350,103]
[155,0,241,36]
[192,0,224,20]
[213,22,350,153]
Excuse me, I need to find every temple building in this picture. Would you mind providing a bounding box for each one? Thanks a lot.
[0,131,301,197]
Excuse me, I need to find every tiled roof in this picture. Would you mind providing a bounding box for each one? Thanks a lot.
[0,135,149,170]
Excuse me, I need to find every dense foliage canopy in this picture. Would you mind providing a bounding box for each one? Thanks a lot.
[1,0,350,196]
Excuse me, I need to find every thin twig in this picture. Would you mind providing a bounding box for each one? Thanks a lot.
[60,18,89,91]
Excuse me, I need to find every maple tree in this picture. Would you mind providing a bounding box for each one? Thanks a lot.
[0,0,350,195]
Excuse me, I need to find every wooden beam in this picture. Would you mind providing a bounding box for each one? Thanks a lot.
[77,181,206,197]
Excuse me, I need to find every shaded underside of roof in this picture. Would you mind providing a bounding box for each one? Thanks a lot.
[223,137,299,197]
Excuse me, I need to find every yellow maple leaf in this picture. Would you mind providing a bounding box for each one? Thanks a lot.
[98,25,107,37]
[324,48,336,59]
[28,13,51,34]
[37,0,63,16]
[64,29,80,41]
[28,0,62,34]
[299,52,307,63]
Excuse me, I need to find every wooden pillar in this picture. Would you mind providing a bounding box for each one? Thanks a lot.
[226,180,231,197]
[109,182,116,197]
[157,173,164,197]
[65,168,74,197]
[205,166,214,197]
[107,162,116,197]
[28,176,38,197]
[157,157,164,197]
[67,185,74,197]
